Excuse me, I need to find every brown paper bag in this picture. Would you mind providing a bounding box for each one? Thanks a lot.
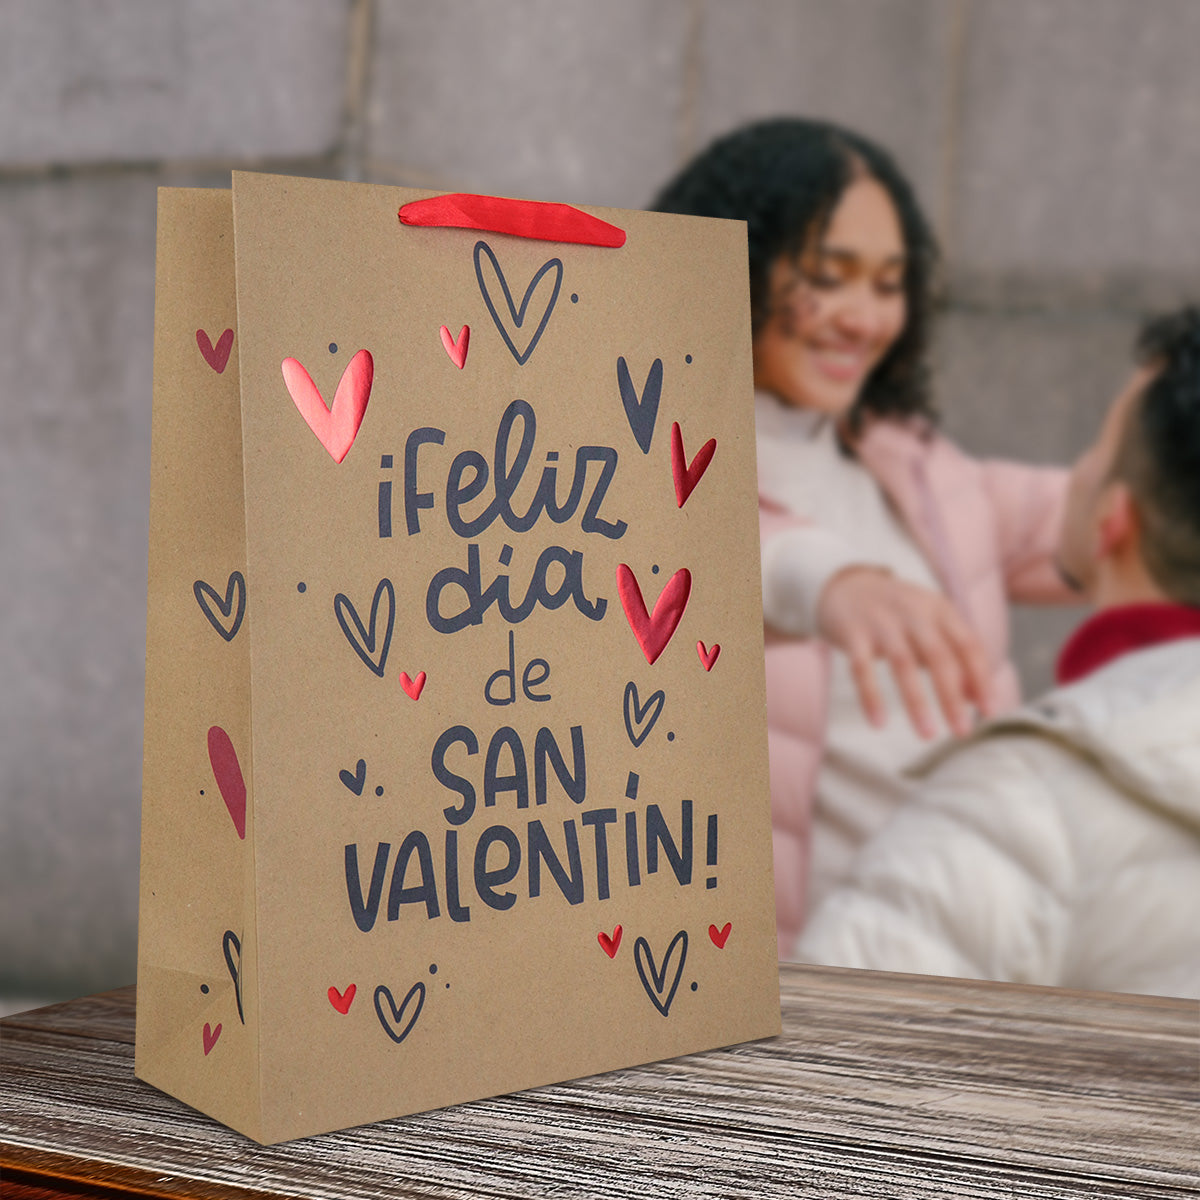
[137,173,779,1144]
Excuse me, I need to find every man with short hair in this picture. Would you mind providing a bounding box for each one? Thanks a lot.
[795,308,1200,999]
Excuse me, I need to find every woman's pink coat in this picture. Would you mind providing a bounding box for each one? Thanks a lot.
[765,418,1072,955]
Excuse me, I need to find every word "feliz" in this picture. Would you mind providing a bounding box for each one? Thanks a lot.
[378,399,628,542]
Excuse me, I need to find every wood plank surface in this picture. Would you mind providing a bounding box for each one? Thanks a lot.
[2,964,1197,1199]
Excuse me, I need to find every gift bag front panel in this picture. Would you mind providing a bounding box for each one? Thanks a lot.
[231,172,777,1142]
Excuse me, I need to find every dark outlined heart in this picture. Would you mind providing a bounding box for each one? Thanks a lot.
[623,681,665,747]
[616,565,691,665]
[193,571,245,642]
[281,348,373,463]
[340,759,366,795]
[474,241,562,365]
[617,357,663,454]
[206,726,246,840]
[374,981,426,1045]
[196,327,234,374]
[223,929,244,1024]
[634,930,688,1017]
[598,925,623,958]
[334,578,395,677]
[329,984,357,1014]
[671,421,717,507]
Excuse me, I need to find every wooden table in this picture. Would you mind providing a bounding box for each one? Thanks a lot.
[2,964,1196,1199]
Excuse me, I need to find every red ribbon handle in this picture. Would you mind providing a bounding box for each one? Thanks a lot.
[399,193,626,248]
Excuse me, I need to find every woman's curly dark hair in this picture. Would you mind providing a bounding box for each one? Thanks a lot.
[652,117,939,425]
[1118,306,1200,602]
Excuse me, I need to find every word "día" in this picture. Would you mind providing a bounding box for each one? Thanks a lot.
[377,398,628,541]
[426,541,605,633]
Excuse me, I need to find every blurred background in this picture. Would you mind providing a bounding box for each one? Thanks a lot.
[3,0,1199,1014]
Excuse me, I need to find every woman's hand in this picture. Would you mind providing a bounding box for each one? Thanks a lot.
[815,566,993,739]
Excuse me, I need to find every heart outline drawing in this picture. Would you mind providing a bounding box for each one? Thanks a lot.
[617,357,663,455]
[671,421,717,508]
[193,571,246,642]
[440,324,470,369]
[196,328,234,374]
[329,984,357,1014]
[375,981,426,1045]
[598,925,623,958]
[634,930,688,1018]
[206,726,246,840]
[281,348,374,463]
[623,681,665,747]
[340,759,367,796]
[616,565,692,665]
[474,240,563,365]
[334,578,395,678]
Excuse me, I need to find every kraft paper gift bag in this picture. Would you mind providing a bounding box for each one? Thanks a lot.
[137,173,779,1144]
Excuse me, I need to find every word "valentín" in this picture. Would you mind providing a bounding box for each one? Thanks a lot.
[344,799,698,928]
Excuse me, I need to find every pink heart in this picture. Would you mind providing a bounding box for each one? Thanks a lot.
[206,726,246,840]
[697,641,720,671]
[670,422,716,508]
[203,1021,222,1055]
[597,925,622,959]
[400,670,426,701]
[197,328,234,374]
[440,324,470,369]
[616,565,691,666]
[328,984,356,1014]
[708,922,732,949]
[281,349,373,463]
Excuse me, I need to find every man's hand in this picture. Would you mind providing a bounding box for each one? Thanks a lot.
[815,566,993,739]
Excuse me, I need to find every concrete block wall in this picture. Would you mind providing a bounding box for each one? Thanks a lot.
[3,0,1198,1008]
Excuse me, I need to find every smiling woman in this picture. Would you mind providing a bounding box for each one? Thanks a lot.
[654,118,1078,953]
[752,176,908,417]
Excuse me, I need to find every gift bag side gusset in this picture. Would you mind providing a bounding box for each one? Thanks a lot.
[136,188,262,1140]
[228,172,778,1143]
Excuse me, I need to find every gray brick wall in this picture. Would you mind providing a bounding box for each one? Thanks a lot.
[3,0,1197,1007]
[0,0,351,164]
[953,0,1200,286]
[366,0,695,203]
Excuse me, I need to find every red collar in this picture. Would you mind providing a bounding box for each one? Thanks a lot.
[1055,602,1200,685]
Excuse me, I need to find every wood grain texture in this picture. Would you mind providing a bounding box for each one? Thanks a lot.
[2,965,1197,1199]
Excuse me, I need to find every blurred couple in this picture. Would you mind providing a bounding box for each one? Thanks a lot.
[654,119,1200,999]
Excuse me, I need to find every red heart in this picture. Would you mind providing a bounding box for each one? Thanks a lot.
[697,641,720,671]
[281,349,373,463]
[328,984,356,1014]
[206,726,246,840]
[197,327,234,374]
[709,922,732,949]
[597,925,622,958]
[616,565,691,665]
[671,422,717,508]
[440,324,470,369]
[400,670,426,700]
[202,1022,222,1055]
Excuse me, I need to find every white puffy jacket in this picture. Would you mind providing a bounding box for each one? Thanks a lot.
[794,637,1200,1000]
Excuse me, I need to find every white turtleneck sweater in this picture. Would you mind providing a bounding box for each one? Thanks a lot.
[755,392,952,916]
